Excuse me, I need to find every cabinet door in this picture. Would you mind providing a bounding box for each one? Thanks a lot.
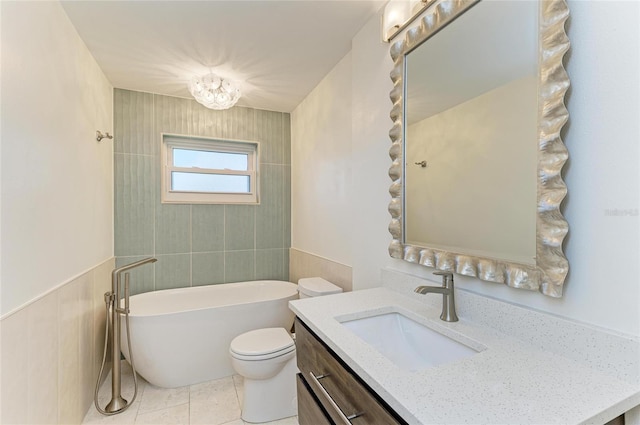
[297,373,333,425]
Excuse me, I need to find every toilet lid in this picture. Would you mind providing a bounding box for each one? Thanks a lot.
[230,328,294,358]
[298,277,342,297]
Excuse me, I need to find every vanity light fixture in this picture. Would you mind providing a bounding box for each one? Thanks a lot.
[382,0,436,42]
[188,73,241,110]
[410,0,434,15]
[382,0,411,42]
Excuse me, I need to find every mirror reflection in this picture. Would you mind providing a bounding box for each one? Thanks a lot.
[404,0,539,265]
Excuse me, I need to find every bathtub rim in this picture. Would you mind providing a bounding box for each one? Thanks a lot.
[126,280,299,318]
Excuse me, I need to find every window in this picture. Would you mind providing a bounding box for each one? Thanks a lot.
[161,134,259,204]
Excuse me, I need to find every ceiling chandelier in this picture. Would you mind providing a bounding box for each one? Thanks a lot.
[188,73,241,110]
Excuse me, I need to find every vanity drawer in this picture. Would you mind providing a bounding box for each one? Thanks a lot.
[297,373,333,425]
[295,317,405,425]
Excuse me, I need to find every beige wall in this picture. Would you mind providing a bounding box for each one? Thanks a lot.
[289,248,352,293]
[0,1,115,423]
[1,259,114,424]
[1,0,114,316]
[291,53,353,266]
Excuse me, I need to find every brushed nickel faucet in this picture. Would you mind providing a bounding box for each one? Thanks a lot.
[415,271,459,322]
[94,257,157,415]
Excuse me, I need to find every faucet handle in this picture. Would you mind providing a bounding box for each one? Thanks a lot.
[433,271,454,287]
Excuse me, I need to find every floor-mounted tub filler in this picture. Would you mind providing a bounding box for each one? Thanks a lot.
[94,257,157,415]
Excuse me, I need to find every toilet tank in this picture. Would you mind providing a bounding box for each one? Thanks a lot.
[297,277,343,299]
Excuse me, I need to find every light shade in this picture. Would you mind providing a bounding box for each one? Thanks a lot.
[382,0,411,42]
[188,73,241,110]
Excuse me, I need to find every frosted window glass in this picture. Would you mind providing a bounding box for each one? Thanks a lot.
[173,149,248,171]
[171,172,250,193]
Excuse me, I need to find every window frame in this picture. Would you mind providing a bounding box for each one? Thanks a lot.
[161,133,260,204]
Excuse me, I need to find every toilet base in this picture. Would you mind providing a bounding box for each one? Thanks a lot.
[241,357,298,423]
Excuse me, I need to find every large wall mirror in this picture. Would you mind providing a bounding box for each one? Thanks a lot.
[387,0,570,297]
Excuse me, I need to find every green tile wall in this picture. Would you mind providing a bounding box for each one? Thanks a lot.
[114,89,291,293]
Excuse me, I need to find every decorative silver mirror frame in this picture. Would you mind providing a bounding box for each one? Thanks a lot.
[388,0,570,297]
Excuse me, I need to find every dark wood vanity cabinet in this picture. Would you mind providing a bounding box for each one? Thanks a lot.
[297,373,333,425]
[295,317,407,425]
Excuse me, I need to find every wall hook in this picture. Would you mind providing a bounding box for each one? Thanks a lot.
[414,160,427,168]
[96,131,113,142]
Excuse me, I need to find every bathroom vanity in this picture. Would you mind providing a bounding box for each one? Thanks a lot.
[290,286,640,424]
[290,0,640,422]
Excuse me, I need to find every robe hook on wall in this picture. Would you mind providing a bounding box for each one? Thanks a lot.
[96,130,113,142]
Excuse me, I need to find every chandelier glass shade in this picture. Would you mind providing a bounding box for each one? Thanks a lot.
[188,73,241,110]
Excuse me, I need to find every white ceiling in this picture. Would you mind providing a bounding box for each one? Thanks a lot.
[61,1,385,113]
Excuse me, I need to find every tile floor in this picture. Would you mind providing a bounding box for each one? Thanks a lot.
[82,361,298,425]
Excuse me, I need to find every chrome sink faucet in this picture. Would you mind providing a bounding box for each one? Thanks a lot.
[415,271,459,322]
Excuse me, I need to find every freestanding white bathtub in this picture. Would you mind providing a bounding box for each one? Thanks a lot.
[120,280,298,388]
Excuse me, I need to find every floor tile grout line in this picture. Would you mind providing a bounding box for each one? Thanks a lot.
[135,401,190,420]
[132,369,146,421]
[187,378,191,425]
[133,388,189,417]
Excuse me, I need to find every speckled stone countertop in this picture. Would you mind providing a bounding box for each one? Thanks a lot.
[289,287,640,425]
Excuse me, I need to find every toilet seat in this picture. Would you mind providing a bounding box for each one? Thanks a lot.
[230,328,295,361]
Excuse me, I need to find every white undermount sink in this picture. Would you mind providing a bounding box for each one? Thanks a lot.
[340,312,479,371]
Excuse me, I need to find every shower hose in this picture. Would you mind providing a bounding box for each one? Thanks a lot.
[93,292,139,415]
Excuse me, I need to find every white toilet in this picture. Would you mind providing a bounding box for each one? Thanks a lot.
[229,277,342,423]
[296,276,344,299]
